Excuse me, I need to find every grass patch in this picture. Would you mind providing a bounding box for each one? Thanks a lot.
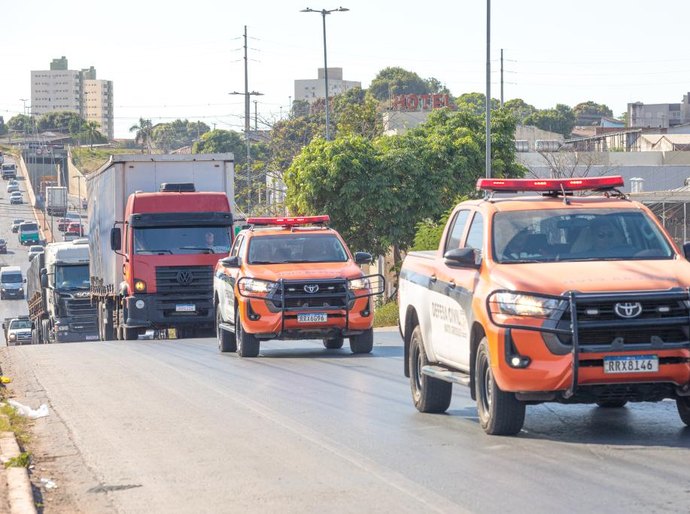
[71,147,136,174]
[4,452,31,469]
[374,300,399,328]
[0,396,32,446]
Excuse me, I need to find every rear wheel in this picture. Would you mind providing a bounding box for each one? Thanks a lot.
[475,337,526,436]
[100,302,115,341]
[349,328,374,354]
[323,336,344,349]
[677,397,690,426]
[596,400,628,408]
[217,305,236,353]
[236,313,260,357]
[409,325,452,413]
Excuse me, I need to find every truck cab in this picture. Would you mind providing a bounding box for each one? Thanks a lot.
[1,163,17,180]
[18,221,40,246]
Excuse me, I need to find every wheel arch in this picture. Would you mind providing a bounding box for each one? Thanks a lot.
[469,322,486,400]
[403,305,419,378]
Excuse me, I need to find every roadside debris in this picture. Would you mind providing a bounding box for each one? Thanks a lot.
[6,399,49,419]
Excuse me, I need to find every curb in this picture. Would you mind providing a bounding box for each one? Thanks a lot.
[0,431,36,514]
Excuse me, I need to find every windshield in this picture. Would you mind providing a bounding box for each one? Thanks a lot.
[55,264,90,290]
[133,226,232,255]
[21,223,38,232]
[9,320,31,330]
[1,272,23,284]
[493,209,674,263]
[247,234,348,264]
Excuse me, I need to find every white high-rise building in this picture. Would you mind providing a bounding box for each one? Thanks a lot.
[30,57,114,140]
[294,68,360,104]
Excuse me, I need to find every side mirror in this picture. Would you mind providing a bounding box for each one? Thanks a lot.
[220,256,240,268]
[443,247,481,269]
[354,252,372,265]
[40,269,48,288]
[683,242,690,260]
[110,227,121,251]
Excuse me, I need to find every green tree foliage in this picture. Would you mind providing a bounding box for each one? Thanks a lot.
[368,67,430,102]
[129,118,154,152]
[455,92,501,116]
[523,104,576,138]
[503,98,537,124]
[151,119,210,152]
[412,207,454,251]
[7,115,36,134]
[0,116,6,136]
[193,129,246,162]
[37,111,84,133]
[425,77,449,94]
[573,101,613,125]
[82,121,106,148]
[332,88,383,139]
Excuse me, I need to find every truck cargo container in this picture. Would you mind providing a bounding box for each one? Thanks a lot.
[46,186,68,217]
[27,239,98,343]
[87,154,235,340]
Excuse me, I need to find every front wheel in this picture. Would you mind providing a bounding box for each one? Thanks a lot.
[475,337,525,436]
[236,313,260,358]
[409,325,452,413]
[323,336,344,349]
[596,400,628,408]
[349,328,374,354]
[678,396,690,426]
[217,305,236,353]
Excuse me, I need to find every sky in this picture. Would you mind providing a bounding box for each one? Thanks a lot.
[2,0,690,139]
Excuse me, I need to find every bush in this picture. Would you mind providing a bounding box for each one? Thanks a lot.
[374,300,399,327]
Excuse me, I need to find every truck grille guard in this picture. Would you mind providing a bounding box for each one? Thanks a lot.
[487,288,690,399]
[237,274,385,336]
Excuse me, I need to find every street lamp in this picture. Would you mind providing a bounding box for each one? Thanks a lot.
[301,6,349,141]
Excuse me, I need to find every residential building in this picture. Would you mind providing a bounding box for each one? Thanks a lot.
[294,68,360,103]
[30,57,114,140]
[628,93,690,129]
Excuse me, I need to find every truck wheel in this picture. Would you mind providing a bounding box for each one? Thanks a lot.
[217,306,236,353]
[409,325,452,413]
[236,313,259,357]
[323,336,344,349]
[42,320,52,344]
[349,328,374,354]
[123,325,138,340]
[475,337,526,436]
[677,397,690,426]
[100,302,114,341]
[596,400,628,408]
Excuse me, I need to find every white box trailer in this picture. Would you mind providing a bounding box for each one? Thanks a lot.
[86,153,235,296]
[46,186,68,216]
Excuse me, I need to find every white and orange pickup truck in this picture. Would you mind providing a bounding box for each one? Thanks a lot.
[398,176,690,435]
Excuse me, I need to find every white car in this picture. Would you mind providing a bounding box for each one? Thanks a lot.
[28,245,44,261]
[7,183,19,193]
[9,191,23,204]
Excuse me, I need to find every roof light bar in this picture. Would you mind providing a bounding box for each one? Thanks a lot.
[477,176,624,192]
[247,215,330,226]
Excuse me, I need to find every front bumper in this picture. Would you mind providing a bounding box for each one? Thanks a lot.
[1,289,24,299]
[125,293,214,329]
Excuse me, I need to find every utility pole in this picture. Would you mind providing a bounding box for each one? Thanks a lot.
[254,100,258,131]
[485,0,492,179]
[500,48,504,108]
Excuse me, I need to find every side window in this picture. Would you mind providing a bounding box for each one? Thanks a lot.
[444,210,470,253]
[237,235,248,259]
[465,212,484,254]
[230,234,244,257]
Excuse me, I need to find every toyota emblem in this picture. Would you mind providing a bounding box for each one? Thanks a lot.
[614,302,643,319]
[177,270,194,285]
[304,284,319,294]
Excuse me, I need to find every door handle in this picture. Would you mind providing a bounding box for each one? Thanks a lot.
[430,274,437,283]
[449,280,456,289]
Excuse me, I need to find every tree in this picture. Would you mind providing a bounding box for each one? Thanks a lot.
[37,111,84,134]
[129,118,154,152]
[523,104,576,138]
[83,121,105,149]
[368,67,430,102]
[7,114,35,134]
[455,92,500,116]
[193,129,246,161]
[0,116,6,136]
[503,98,537,124]
[332,88,382,139]
[573,101,613,125]
[151,119,210,152]
[425,77,449,94]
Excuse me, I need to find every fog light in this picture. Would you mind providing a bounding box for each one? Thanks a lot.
[135,300,145,309]
[134,280,146,292]
[509,355,531,368]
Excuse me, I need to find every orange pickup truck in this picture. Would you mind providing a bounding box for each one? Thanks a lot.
[398,176,690,435]
[214,216,384,357]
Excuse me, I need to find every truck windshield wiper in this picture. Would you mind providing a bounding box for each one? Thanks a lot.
[137,249,173,255]
[179,246,214,254]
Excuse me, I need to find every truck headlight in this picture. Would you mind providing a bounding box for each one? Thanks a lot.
[9,334,16,341]
[241,279,277,294]
[134,280,147,293]
[58,326,69,332]
[348,277,370,290]
[492,292,562,318]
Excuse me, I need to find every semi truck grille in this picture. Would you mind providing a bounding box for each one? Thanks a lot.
[156,266,213,294]
[64,298,98,332]
[270,279,349,310]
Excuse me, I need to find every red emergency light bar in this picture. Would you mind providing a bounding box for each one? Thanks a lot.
[247,215,330,226]
[477,176,624,192]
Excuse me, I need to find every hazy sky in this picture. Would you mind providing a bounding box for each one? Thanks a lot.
[2,0,689,138]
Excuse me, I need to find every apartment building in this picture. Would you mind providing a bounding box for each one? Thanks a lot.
[628,93,690,129]
[294,68,360,104]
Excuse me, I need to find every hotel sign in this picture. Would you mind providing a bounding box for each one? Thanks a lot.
[390,94,454,111]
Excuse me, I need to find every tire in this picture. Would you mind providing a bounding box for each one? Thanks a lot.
[409,325,452,413]
[323,336,344,349]
[475,337,526,436]
[123,325,138,340]
[596,400,628,408]
[100,302,114,341]
[349,328,374,354]
[677,397,690,426]
[42,319,52,344]
[236,313,260,357]
[217,305,237,353]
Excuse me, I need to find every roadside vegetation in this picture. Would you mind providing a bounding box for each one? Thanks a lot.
[374,300,399,328]
[71,147,134,174]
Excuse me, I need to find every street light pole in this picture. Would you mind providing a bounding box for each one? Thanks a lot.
[301,6,349,141]
[485,0,492,179]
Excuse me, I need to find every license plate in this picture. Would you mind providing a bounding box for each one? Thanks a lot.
[175,304,195,312]
[297,313,327,323]
[603,355,658,374]
[85,335,99,340]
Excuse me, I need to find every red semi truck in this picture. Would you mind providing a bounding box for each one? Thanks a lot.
[86,154,235,340]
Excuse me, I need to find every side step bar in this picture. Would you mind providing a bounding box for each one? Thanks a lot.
[218,322,235,334]
[422,365,471,386]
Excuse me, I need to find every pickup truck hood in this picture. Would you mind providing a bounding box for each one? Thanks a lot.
[248,262,363,282]
[491,259,690,295]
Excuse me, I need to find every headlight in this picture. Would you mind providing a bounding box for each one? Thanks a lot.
[58,326,69,332]
[493,292,562,318]
[9,334,16,341]
[134,280,146,293]
[348,277,370,290]
[241,279,277,294]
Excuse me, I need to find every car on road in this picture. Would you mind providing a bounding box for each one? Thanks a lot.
[0,265,25,300]
[64,221,84,240]
[11,219,24,233]
[6,182,19,193]
[9,191,23,204]
[0,239,6,254]
[57,212,82,232]
[28,245,44,261]
[2,317,33,345]
[214,215,384,357]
